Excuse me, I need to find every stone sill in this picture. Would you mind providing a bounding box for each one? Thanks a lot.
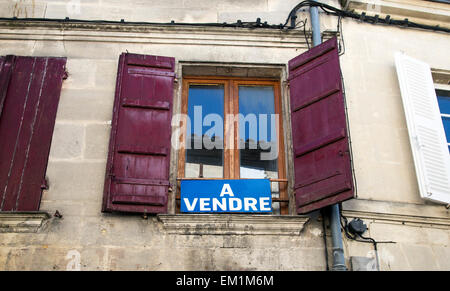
[157,214,309,236]
[0,212,51,233]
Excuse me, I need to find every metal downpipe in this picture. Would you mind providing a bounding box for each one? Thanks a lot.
[308,1,347,271]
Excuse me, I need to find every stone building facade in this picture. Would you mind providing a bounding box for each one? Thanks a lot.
[0,0,449,271]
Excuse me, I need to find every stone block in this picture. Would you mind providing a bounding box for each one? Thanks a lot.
[49,123,84,160]
[44,216,84,247]
[80,247,106,270]
[351,256,378,271]
[184,0,267,11]
[84,123,111,160]
[432,246,450,270]
[107,247,162,271]
[3,247,35,270]
[401,244,439,271]
[43,161,106,202]
[377,242,410,271]
[56,88,114,122]
[218,11,287,25]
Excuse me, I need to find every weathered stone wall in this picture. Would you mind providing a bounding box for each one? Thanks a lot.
[0,0,449,271]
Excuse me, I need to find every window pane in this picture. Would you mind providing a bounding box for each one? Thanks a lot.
[238,85,278,173]
[185,85,224,178]
[238,86,279,213]
[437,95,450,115]
[442,116,450,143]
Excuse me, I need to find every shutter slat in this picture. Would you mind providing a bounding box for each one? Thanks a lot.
[112,194,167,206]
[289,37,354,214]
[0,55,14,120]
[395,53,450,204]
[102,53,175,214]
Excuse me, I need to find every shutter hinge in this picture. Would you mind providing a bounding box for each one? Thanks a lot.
[63,70,69,80]
[41,177,49,190]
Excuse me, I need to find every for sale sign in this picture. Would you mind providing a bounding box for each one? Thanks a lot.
[180,179,272,213]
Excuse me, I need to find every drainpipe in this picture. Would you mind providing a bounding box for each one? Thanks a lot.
[308,1,347,271]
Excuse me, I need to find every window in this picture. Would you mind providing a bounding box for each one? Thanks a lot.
[177,77,288,214]
[395,53,450,204]
[0,55,66,212]
[436,90,450,153]
[103,38,354,215]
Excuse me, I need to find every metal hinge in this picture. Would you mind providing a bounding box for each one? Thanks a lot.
[41,177,49,190]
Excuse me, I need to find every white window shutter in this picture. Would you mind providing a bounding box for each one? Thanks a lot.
[395,52,450,204]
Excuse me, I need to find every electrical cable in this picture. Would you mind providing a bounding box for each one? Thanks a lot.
[339,207,396,270]
[0,1,448,34]
[301,18,311,50]
[282,0,450,34]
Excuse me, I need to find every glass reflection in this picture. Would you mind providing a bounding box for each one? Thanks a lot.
[238,85,278,179]
[185,85,224,178]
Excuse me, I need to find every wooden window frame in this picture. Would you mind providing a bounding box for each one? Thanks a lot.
[177,76,288,214]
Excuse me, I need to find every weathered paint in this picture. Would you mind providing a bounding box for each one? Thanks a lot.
[289,37,354,214]
[102,53,175,214]
[0,56,66,211]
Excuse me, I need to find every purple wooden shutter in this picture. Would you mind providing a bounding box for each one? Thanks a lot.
[289,37,354,214]
[0,56,67,211]
[102,53,175,214]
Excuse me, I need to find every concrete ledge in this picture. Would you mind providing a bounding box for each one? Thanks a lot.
[0,20,337,50]
[0,212,51,233]
[157,214,309,236]
[342,199,450,229]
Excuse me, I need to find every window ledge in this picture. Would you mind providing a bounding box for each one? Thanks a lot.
[0,212,51,233]
[157,214,309,236]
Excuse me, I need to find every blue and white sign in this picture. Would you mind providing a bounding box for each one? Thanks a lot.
[180,179,272,213]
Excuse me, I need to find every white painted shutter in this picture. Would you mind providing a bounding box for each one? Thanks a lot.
[395,52,450,204]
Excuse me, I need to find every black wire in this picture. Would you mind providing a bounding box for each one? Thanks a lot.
[282,0,450,34]
[294,18,310,50]
[339,208,396,270]
[303,19,310,50]
[1,1,449,34]
[0,17,284,30]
